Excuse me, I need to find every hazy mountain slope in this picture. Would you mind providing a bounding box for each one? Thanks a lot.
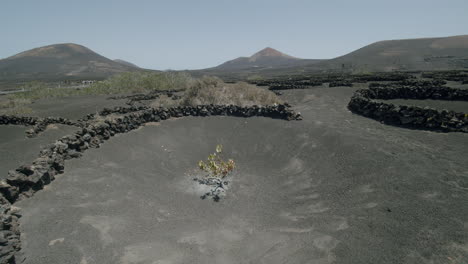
[114,59,140,68]
[304,35,468,72]
[0,43,137,81]
[196,35,468,79]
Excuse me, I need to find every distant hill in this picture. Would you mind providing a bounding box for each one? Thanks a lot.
[2,35,468,84]
[191,47,322,79]
[194,35,468,79]
[300,35,468,73]
[114,59,140,68]
[0,43,138,82]
[212,47,321,71]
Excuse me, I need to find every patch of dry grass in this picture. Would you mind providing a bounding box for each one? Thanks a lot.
[0,97,33,115]
[87,71,193,95]
[93,113,121,124]
[149,94,181,108]
[181,76,282,107]
[8,72,193,103]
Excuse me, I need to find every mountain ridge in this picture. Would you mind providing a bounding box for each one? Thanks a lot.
[1,34,468,83]
[0,43,138,82]
[211,47,317,71]
[301,34,468,72]
[199,34,468,77]
[249,47,298,61]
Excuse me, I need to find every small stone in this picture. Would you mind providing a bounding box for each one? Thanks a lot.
[6,207,21,219]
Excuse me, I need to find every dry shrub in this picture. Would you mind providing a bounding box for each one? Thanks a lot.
[93,113,122,124]
[149,94,180,108]
[182,76,282,107]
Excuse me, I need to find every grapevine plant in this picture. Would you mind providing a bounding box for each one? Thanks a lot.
[198,144,235,179]
[195,144,235,201]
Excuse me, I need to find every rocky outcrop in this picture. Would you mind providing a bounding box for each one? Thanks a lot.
[0,104,301,263]
[348,86,468,132]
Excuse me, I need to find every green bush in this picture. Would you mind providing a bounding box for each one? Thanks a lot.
[198,144,235,179]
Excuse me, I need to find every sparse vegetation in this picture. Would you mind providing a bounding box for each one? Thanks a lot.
[9,72,192,101]
[0,97,33,115]
[149,94,181,108]
[198,144,235,179]
[181,76,282,107]
[10,82,82,101]
[195,144,236,202]
[1,73,282,115]
[0,72,192,113]
[86,71,192,94]
[246,74,265,82]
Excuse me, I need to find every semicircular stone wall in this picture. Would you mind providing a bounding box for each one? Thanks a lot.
[348,86,468,132]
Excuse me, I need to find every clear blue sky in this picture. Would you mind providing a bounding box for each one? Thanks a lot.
[1,0,467,70]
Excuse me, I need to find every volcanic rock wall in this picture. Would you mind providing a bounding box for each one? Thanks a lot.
[0,115,80,138]
[250,72,413,91]
[0,104,301,263]
[348,86,468,132]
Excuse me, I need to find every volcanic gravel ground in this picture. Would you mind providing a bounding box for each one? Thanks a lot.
[12,87,468,263]
[27,95,127,119]
[0,125,78,179]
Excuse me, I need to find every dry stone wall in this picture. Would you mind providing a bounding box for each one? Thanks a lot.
[348,86,468,132]
[0,104,301,263]
[0,115,81,138]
